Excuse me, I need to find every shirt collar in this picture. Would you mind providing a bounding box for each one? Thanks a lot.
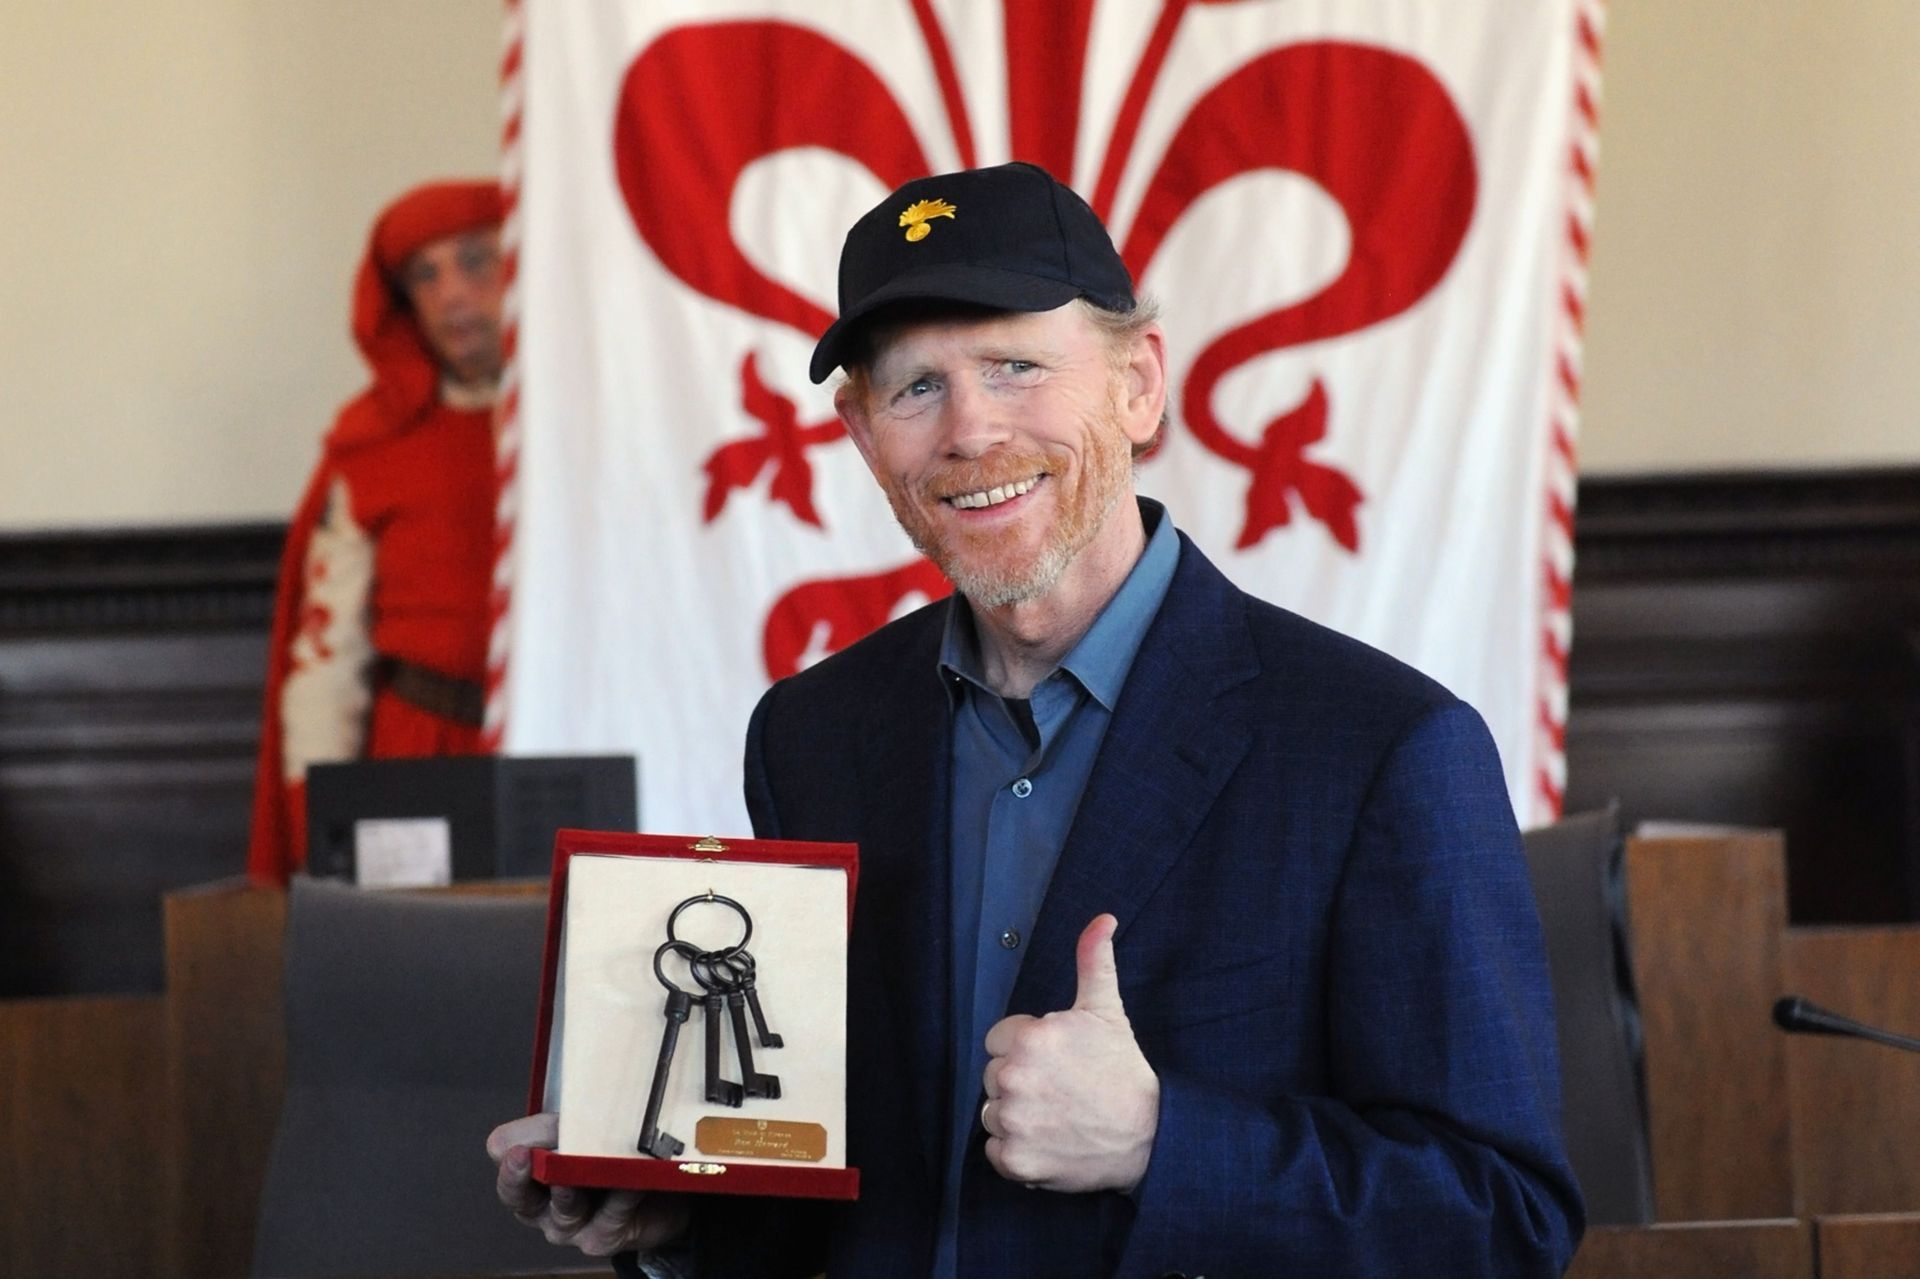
[938,497,1179,711]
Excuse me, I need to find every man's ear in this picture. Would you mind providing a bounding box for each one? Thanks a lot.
[1118,326,1169,450]
[834,381,881,476]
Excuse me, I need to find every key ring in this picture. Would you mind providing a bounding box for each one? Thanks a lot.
[686,946,735,996]
[689,946,758,992]
[652,938,702,996]
[666,892,753,956]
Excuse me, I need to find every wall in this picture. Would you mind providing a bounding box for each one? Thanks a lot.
[0,0,499,530]
[1,2,1915,530]
[1580,1,1920,474]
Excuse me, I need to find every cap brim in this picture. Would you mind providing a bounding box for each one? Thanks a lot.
[808,264,1085,384]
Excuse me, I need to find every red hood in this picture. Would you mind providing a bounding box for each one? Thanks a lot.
[331,179,505,449]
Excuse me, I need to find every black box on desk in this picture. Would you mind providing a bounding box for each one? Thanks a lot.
[305,756,638,883]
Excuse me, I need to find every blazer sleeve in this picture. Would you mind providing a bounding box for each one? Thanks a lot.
[742,681,785,841]
[1114,698,1585,1277]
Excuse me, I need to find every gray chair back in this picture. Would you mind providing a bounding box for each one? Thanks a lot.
[251,877,573,1277]
[1522,803,1658,1225]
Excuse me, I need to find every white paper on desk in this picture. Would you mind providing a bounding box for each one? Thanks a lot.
[555,854,848,1168]
[354,818,453,888]
[1634,820,1770,838]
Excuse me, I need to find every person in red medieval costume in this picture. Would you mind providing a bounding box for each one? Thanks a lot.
[247,179,506,884]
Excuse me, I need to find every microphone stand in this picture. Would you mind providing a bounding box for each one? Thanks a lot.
[1773,996,1920,1055]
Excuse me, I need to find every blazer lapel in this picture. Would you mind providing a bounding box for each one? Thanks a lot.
[1009,537,1259,1013]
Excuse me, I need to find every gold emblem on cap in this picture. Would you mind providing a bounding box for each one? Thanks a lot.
[899,198,956,242]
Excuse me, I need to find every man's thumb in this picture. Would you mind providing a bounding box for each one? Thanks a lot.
[1071,913,1126,1018]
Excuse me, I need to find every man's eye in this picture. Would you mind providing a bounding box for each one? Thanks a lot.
[903,378,936,398]
[1007,360,1035,373]
[459,247,497,274]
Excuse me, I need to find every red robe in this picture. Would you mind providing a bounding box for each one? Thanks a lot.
[248,181,504,884]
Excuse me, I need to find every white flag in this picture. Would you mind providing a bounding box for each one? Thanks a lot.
[499,0,1605,832]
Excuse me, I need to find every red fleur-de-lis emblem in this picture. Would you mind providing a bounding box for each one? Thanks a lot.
[703,352,841,529]
[763,559,951,681]
[611,4,1478,672]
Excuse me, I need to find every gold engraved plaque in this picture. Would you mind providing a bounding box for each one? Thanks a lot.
[695,1117,827,1163]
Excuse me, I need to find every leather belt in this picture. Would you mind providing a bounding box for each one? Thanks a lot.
[377,657,486,728]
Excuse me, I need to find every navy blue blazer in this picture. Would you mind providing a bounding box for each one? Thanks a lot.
[689,531,1583,1278]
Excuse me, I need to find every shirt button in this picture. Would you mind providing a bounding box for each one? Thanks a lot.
[999,929,1021,950]
[1011,777,1033,798]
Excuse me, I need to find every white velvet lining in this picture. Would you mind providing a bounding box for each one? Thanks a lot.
[554,854,849,1168]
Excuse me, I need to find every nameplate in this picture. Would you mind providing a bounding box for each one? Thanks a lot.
[695,1117,827,1163]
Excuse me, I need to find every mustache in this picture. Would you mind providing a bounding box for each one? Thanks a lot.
[924,452,1052,500]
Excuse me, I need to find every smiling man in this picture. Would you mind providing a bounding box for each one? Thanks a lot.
[248,180,506,883]
[492,163,1583,1278]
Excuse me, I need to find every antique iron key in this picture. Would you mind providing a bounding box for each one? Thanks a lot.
[700,974,746,1107]
[733,949,784,1049]
[716,951,781,1099]
[636,940,696,1159]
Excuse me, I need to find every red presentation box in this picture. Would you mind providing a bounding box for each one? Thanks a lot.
[526,828,859,1200]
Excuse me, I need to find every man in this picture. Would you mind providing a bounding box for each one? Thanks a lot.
[248,180,506,883]
[492,163,1582,1276]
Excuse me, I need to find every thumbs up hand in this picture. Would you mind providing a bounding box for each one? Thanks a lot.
[979,914,1160,1194]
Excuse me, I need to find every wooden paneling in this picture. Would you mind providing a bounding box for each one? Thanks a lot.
[1781,928,1920,1216]
[1815,1213,1920,1279]
[0,523,279,998]
[1626,833,1795,1220]
[1565,468,1920,924]
[0,995,166,1277]
[163,880,288,1279]
[1566,1220,1810,1279]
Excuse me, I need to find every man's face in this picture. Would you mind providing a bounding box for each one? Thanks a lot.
[836,304,1164,610]
[397,228,505,386]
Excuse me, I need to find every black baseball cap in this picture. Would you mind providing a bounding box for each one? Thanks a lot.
[808,162,1136,384]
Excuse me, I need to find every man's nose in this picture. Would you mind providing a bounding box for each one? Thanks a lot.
[939,377,1013,459]
[413,279,461,322]
[433,271,480,312]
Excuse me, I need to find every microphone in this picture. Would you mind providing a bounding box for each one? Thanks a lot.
[1773,995,1920,1055]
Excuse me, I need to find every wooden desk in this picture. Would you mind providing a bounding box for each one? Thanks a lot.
[1567,1219,1810,1279]
[1815,1212,1920,1279]
[1626,832,1796,1220]
[1623,839,1920,1224]
[0,994,165,1277]
[162,879,287,1279]
[1782,927,1920,1215]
